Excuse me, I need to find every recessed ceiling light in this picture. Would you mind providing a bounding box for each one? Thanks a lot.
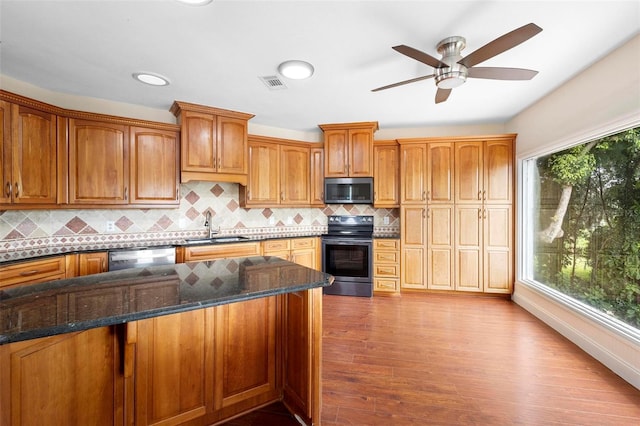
[133,72,170,86]
[175,0,213,5]
[277,60,315,80]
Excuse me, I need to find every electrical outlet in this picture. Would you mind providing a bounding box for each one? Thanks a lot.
[383,216,390,225]
[269,217,276,226]
[286,216,293,225]
[106,221,115,232]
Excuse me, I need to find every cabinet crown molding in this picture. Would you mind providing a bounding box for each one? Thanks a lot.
[170,100,255,121]
[318,121,379,132]
[397,133,517,144]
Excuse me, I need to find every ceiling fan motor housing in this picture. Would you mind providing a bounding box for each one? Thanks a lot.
[435,36,468,89]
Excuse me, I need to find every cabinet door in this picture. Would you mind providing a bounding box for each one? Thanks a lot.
[180,110,216,172]
[213,297,278,419]
[348,128,373,177]
[484,205,513,293]
[373,143,399,207]
[400,144,427,204]
[454,141,483,204]
[309,147,324,206]
[0,327,123,426]
[324,130,348,177]
[245,142,279,205]
[282,287,322,425]
[129,127,179,205]
[11,104,57,204]
[0,256,67,290]
[69,119,129,204]
[217,116,248,175]
[428,142,454,203]
[455,205,483,292]
[134,309,214,426]
[0,101,11,204]
[427,205,454,290]
[400,206,427,290]
[78,252,108,276]
[484,139,513,204]
[281,145,310,205]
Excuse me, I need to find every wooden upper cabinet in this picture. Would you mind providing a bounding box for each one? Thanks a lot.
[319,122,378,178]
[373,141,399,207]
[428,142,454,203]
[281,144,310,205]
[129,126,179,205]
[244,140,280,205]
[240,136,313,208]
[455,137,513,204]
[69,119,129,204]
[400,143,427,204]
[171,101,254,185]
[179,110,216,172]
[0,100,11,204]
[309,147,324,206]
[454,141,483,204]
[484,139,513,204]
[0,103,58,205]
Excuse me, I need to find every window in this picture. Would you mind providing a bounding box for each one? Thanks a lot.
[522,127,640,330]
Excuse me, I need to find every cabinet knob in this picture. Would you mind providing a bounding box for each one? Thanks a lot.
[422,191,426,201]
[478,190,482,201]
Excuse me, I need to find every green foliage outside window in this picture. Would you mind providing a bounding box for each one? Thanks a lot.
[534,127,640,328]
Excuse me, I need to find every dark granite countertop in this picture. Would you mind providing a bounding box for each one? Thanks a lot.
[0,256,333,345]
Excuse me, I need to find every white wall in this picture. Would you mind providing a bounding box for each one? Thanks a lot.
[506,34,640,389]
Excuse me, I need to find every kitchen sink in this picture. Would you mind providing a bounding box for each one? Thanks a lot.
[182,236,251,245]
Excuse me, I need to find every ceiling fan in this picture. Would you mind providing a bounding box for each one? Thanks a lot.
[372,23,543,104]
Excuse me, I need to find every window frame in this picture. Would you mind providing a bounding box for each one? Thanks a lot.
[516,112,640,345]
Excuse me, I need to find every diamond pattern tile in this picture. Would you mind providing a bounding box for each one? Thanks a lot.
[262,208,273,219]
[116,216,134,231]
[211,184,224,197]
[294,213,304,224]
[17,218,37,237]
[186,207,200,221]
[226,199,239,212]
[185,191,200,204]
[156,215,173,230]
[66,217,88,233]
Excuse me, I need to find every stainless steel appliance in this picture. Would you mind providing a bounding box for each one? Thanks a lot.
[324,177,374,204]
[108,246,176,271]
[322,215,373,297]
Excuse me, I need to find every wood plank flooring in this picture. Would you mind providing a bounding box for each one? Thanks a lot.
[321,293,640,425]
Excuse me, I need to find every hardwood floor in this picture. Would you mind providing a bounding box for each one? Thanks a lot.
[321,293,640,425]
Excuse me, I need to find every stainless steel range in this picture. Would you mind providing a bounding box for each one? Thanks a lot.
[321,215,373,297]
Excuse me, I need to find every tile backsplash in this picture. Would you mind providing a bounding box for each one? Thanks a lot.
[0,182,399,256]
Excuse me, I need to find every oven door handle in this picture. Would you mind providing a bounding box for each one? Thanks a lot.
[322,239,372,245]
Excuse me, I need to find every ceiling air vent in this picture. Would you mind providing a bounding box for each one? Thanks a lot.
[259,75,287,90]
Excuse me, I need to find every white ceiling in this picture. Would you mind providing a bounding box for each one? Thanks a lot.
[1,1,639,133]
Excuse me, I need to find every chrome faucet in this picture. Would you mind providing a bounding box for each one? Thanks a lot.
[204,211,219,238]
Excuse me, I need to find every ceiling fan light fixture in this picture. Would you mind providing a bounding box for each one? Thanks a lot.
[277,60,314,80]
[133,72,170,86]
[435,71,467,89]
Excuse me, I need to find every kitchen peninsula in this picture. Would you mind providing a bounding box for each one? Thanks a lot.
[0,256,332,426]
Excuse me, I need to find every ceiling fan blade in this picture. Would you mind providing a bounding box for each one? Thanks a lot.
[435,88,452,104]
[371,75,435,92]
[392,45,448,69]
[467,67,539,80]
[458,23,542,68]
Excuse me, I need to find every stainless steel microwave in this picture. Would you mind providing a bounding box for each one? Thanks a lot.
[324,177,374,204]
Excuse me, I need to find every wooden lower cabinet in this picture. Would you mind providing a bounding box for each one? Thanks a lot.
[132,308,214,426]
[262,237,319,270]
[0,326,123,426]
[0,256,67,290]
[373,238,400,293]
[210,296,279,423]
[1,290,321,426]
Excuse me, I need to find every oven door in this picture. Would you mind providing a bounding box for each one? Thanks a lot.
[321,237,373,297]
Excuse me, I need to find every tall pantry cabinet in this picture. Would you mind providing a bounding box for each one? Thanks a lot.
[399,135,514,294]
